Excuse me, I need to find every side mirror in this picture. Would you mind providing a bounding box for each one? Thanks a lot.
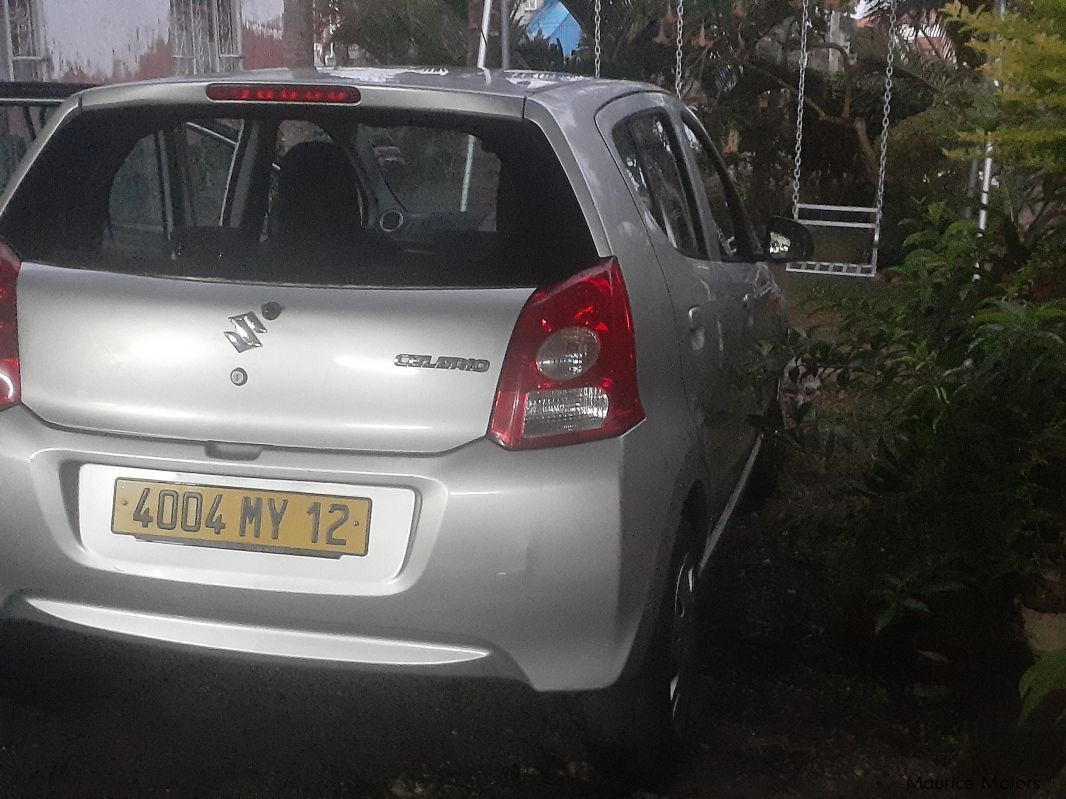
[764,216,815,263]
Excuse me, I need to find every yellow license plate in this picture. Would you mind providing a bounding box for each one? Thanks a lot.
[111,479,371,557]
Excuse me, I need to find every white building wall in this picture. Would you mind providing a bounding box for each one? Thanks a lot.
[33,0,284,84]
[241,0,282,28]
[42,0,170,82]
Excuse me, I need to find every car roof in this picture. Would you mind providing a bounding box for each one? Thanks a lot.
[71,66,661,112]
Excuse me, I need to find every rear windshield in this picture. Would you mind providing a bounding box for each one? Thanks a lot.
[0,106,596,288]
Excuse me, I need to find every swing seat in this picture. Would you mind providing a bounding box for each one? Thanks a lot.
[785,203,880,278]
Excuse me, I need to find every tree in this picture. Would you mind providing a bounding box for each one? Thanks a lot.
[466,0,507,67]
[945,0,1066,175]
[941,0,1066,294]
[283,0,315,68]
[467,0,482,66]
[550,0,944,222]
[325,0,470,66]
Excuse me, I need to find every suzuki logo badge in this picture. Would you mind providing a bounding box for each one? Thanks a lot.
[225,312,268,353]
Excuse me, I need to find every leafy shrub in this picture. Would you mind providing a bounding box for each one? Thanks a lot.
[745,187,1066,717]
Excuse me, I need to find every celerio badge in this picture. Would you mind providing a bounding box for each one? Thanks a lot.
[394,354,490,372]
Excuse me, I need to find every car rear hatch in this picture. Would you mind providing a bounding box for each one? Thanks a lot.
[0,81,598,454]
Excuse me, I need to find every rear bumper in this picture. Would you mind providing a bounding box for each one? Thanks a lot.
[7,595,511,678]
[0,407,682,692]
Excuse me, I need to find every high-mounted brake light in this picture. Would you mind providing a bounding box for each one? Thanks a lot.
[489,258,645,450]
[0,240,21,412]
[206,83,361,104]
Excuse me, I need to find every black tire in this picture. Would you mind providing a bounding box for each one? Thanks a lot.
[578,519,702,786]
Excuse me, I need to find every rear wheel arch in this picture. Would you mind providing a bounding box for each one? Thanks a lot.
[614,458,708,687]
[579,505,704,784]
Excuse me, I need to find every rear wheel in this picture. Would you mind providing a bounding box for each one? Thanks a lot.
[578,519,702,785]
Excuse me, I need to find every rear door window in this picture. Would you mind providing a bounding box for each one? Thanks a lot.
[615,114,704,259]
[103,121,241,264]
[107,132,167,257]
[2,108,594,288]
[359,125,500,222]
[180,121,240,227]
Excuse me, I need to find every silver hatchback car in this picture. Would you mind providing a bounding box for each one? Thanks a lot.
[0,68,810,774]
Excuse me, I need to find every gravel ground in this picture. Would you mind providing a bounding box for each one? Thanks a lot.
[0,508,1060,798]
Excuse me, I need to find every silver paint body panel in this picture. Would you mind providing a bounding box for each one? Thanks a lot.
[18,264,529,453]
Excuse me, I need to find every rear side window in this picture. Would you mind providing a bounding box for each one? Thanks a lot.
[615,114,704,258]
[0,107,595,288]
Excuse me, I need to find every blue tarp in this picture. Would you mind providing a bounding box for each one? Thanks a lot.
[525,0,583,57]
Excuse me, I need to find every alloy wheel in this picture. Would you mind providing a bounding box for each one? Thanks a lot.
[668,551,698,737]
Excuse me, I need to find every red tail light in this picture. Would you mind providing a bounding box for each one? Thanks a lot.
[489,258,645,449]
[0,240,20,411]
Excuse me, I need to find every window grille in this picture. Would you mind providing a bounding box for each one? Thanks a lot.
[172,0,243,76]
[3,0,48,81]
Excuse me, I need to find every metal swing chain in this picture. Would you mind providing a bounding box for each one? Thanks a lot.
[675,0,685,98]
[791,0,811,220]
[873,0,899,232]
[594,0,602,78]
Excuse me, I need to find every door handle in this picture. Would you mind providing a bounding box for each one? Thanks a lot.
[687,306,703,331]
